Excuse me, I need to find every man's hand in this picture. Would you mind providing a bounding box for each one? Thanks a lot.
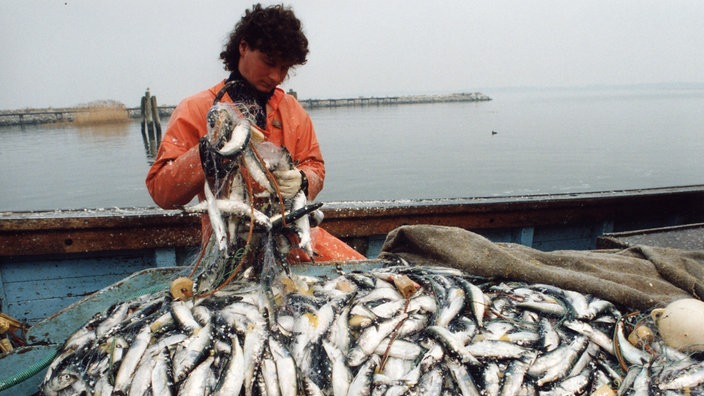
[273,169,304,198]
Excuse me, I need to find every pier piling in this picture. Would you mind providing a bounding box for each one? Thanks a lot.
[140,89,162,163]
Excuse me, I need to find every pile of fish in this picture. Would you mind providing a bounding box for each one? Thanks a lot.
[40,263,704,395]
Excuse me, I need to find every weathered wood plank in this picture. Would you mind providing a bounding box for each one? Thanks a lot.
[2,253,155,323]
[8,295,88,323]
[1,186,703,257]
[5,274,136,303]
[533,224,599,251]
[2,253,154,282]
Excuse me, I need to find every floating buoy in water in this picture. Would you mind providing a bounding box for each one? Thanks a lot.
[651,298,704,352]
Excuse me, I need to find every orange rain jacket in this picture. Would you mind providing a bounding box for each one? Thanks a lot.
[146,80,325,208]
[146,80,365,261]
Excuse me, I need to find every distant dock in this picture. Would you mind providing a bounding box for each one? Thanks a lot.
[0,92,491,126]
[298,92,491,109]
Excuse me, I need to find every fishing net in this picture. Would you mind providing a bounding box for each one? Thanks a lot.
[186,98,318,301]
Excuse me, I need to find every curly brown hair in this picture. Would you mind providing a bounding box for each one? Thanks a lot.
[220,3,309,72]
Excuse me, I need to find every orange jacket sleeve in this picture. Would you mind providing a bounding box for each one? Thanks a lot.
[145,89,213,209]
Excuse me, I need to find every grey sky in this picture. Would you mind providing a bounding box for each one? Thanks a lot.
[2,0,703,109]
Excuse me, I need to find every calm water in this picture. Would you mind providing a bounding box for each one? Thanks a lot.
[2,86,703,211]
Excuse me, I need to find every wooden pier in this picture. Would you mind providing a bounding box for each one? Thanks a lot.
[299,92,491,109]
[139,89,162,163]
[0,108,94,126]
[0,92,490,127]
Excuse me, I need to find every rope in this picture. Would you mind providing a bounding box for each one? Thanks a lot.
[0,347,58,391]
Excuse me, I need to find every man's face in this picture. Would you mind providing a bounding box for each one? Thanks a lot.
[238,41,291,93]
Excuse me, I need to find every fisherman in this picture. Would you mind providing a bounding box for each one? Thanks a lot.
[146,3,364,262]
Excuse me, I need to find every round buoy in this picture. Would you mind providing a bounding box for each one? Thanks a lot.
[651,298,704,352]
[170,277,194,300]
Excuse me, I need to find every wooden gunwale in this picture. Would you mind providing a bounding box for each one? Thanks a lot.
[1,185,703,257]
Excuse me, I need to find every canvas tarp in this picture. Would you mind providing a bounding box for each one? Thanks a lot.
[378,225,704,311]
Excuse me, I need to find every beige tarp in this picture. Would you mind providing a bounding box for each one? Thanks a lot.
[378,225,704,311]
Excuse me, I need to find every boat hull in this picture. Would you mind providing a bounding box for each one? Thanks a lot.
[1,185,703,326]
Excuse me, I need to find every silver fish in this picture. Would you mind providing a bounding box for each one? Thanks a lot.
[540,367,591,396]
[514,288,567,317]
[323,340,353,396]
[186,198,272,230]
[374,338,423,360]
[501,351,537,396]
[49,264,704,396]
[465,340,527,360]
[533,336,589,387]
[614,319,650,367]
[172,320,213,383]
[418,340,445,372]
[395,312,430,339]
[96,301,130,339]
[483,362,502,396]
[242,327,268,396]
[617,364,641,395]
[178,355,215,395]
[235,144,274,195]
[435,287,466,327]
[149,311,175,334]
[425,325,479,365]
[568,342,599,378]
[291,190,314,258]
[112,325,152,394]
[43,366,82,395]
[260,351,282,396]
[417,366,444,396]
[563,319,613,354]
[93,372,114,396]
[151,347,174,396]
[658,359,704,391]
[291,304,336,370]
[218,118,251,157]
[586,298,617,320]
[447,358,482,396]
[269,337,298,396]
[327,305,352,354]
[128,345,156,396]
[213,334,244,396]
[502,329,541,346]
[302,376,326,396]
[348,313,408,367]
[455,277,487,327]
[632,364,651,396]
[356,285,403,305]
[377,356,414,384]
[203,180,229,252]
[170,299,201,333]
